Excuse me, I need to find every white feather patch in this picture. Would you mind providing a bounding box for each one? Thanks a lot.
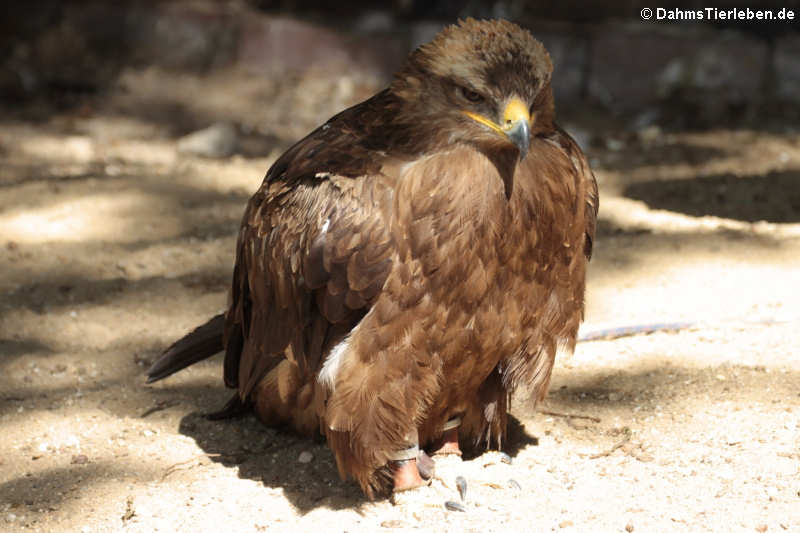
[318,331,351,391]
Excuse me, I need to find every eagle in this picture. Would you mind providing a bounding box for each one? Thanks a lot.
[147,18,598,499]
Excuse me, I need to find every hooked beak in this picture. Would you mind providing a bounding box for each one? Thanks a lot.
[462,96,532,159]
[505,119,530,159]
[500,97,531,159]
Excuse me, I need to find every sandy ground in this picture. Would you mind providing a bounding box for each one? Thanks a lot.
[1,67,799,532]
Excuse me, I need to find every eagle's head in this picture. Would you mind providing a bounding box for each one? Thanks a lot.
[390,18,555,197]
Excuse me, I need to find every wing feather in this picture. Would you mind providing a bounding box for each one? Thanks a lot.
[223,94,398,399]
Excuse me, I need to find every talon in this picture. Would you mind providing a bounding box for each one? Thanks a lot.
[391,458,429,492]
[455,475,467,501]
[417,450,435,480]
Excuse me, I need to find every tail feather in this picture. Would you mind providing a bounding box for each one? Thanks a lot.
[146,313,225,384]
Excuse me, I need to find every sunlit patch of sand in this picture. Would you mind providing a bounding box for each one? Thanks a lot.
[1,190,183,244]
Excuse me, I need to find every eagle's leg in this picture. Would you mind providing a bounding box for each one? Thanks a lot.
[460,366,509,453]
[429,416,462,456]
[324,348,443,497]
[389,443,431,492]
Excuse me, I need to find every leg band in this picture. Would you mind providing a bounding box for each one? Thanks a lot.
[388,443,420,462]
[441,416,461,432]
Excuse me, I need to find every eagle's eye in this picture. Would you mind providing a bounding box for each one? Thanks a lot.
[458,86,485,104]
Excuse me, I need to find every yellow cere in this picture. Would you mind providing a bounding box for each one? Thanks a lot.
[502,97,530,130]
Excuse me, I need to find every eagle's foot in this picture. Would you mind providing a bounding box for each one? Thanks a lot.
[391,458,429,492]
[389,442,431,492]
[416,449,435,480]
[430,417,462,456]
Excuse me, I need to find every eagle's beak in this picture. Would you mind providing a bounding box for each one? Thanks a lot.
[462,96,532,159]
[501,97,531,159]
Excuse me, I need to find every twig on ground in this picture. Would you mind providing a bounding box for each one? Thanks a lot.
[162,453,221,480]
[140,399,179,418]
[121,495,136,522]
[538,410,601,423]
[589,427,632,459]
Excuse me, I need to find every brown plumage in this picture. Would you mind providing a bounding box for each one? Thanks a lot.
[148,18,598,498]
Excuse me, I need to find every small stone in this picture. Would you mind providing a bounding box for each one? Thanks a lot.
[625,522,634,532]
[637,125,662,143]
[499,452,512,464]
[177,123,238,158]
[455,476,467,501]
[380,520,404,528]
[559,520,574,528]
[297,451,313,464]
[755,525,767,533]
[5,513,16,523]
[444,500,466,512]
[71,454,89,465]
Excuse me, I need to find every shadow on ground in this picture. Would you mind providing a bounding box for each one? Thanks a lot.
[176,408,539,511]
[624,170,800,223]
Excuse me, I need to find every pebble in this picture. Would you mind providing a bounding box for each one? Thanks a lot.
[625,522,634,532]
[637,126,662,145]
[297,451,313,464]
[444,500,466,512]
[559,519,573,528]
[380,520,404,528]
[455,476,467,501]
[177,123,238,158]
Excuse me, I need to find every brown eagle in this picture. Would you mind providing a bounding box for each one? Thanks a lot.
[147,18,598,498]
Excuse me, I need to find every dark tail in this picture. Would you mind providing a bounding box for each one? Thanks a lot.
[146,313,225,384]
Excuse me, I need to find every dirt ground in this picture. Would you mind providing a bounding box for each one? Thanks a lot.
[1,66,799,533]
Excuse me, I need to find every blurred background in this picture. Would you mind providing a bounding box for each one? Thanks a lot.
[1,2,798,532]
